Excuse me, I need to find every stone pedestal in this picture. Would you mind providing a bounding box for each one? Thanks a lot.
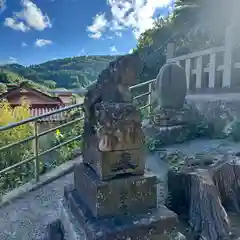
[152,107,193,127]
[145,63,198,147]
[144,125,193,147]
[144,103,198,147]
[61,184,178,240]
[74,164,157,218]
[58,101,178,239]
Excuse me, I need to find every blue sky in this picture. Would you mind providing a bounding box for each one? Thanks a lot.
[0,0,173,66]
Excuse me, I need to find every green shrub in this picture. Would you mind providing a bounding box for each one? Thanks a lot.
[0,100,34,195]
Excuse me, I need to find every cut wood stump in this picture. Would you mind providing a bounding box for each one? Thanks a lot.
[211,157,240,213]
[167,168,231,240]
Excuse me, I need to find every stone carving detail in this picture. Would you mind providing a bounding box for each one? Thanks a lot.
[119,188,128,213]
[111,152,138,172]
[82,53,146,180]
[95,102,144,152]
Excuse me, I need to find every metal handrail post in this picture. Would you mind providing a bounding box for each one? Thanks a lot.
[33,121,40,182]
[148,82,153,114]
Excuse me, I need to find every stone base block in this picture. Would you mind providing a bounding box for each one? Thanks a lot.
[152,107,193,127]
[83,143,145,180]
[61,185,178,240]
[43,219,65,240]
[144,124,193,147]
[74,163,157,218]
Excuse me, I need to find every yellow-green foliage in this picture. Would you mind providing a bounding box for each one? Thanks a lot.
[0,100,84,195]
[0,100,32,142]
[0,100,33,195]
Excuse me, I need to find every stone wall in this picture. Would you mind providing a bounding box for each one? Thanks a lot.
[186,93,240,139]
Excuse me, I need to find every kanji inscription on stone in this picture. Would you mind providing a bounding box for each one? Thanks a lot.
[119,188,128,214]
[112,152,138,172]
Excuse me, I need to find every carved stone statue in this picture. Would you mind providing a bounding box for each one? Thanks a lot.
[82,53,145,180]
[82,53,142,133]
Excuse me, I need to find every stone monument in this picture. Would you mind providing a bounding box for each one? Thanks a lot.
[152,63,188,126]
[59,54,178,239]
[144,63,197,146]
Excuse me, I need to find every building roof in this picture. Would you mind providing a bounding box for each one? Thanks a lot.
[30,107,66,122]
[0,82,67,122]
[0,82,63,105]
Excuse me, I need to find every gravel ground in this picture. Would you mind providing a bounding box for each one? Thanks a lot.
[0,153,167,240]
[0,173,73,240]
[1,139,240,240]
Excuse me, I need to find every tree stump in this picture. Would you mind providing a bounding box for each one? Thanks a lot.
[211,158,240,213]
[167,168,231,240]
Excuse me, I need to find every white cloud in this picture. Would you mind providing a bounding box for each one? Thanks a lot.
[17,0,52,30]
[110,19,123,31]
[110,45,117,53]
[115,32,122,37]
[87,13,108,39]
[9,57,17,63]
[129,49,133,54]
[4,0,51,32]
[35,39,52,47]
[4,18,29,32]
[0,57,18,66]
[21,42,28,47]
[87,0,173,39]
[106,35,113,39]
[90,32,102,39]
[0,0,6,13]
[108,0,172,38]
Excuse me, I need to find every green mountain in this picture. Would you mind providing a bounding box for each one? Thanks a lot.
[0,69,51,95]
[0,55,117,89]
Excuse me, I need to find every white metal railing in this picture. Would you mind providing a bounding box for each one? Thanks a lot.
[166,25,240,93]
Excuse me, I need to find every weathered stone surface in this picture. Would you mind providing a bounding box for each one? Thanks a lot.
[94,103,144,151]
[82,53,143,159]
[95,102,141,125]
[62,184,178,240]
[186,94,240,139]
[83,104,146,180]
[83,140,145,180]
[167,168,231,240]
[43,219,64,240]
[144,124,194,147]
[154,63,187,110]
[152,107,194,126]
[82,95,145,181]
[74,163,157,218]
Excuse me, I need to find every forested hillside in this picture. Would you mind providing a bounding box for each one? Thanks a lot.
[0,55,117,89]
[0,69,50,94]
